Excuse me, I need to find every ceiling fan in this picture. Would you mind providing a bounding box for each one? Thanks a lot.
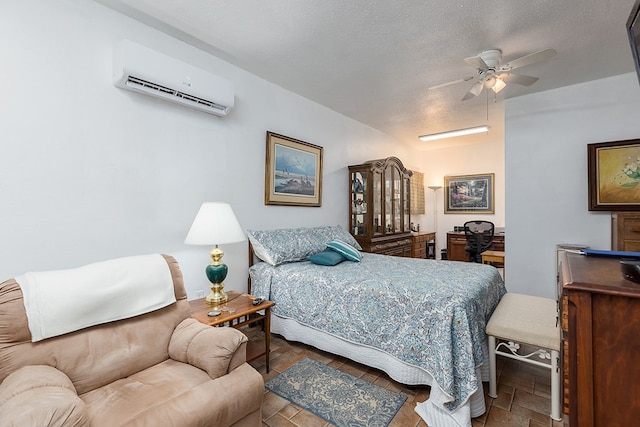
[429,48,557,101]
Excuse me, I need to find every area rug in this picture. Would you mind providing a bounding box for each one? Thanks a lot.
[265,357,407,427]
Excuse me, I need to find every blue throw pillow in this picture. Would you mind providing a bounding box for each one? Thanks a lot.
[308,249,347,266]
[326,240,362,262]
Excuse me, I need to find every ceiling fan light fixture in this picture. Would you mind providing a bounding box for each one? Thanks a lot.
[491,78,506,93]
[418,125,489,142]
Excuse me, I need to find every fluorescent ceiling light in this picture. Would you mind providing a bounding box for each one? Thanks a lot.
[418,125,489,142]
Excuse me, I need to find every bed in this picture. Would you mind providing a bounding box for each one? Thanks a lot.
[247,225,506,427]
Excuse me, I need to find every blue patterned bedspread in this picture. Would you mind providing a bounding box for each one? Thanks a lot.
[249,253,506,411]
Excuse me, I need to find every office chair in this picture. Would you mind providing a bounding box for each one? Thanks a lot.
[463,220,494,263]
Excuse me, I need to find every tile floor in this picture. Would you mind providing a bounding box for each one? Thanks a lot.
[246,328,569,427]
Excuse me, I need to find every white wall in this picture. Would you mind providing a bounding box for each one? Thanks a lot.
[418,136,506,257]
[506,72,640,298]
[0,0,411,298]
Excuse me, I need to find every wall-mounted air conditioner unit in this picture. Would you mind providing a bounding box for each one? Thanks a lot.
[113,40,234,117]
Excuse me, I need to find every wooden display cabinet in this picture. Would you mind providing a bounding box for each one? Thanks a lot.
[348,157,412,256]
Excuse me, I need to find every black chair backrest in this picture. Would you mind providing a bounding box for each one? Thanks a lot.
[464,220,495,253]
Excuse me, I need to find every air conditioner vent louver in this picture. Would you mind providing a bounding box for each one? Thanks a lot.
[125,76,229,114]
[113,40,234,117]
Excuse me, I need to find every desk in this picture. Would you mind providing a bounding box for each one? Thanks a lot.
[446,231,505,262]
[189,291,275,372]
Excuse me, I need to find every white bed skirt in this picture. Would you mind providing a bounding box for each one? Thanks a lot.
[271,313,488,427]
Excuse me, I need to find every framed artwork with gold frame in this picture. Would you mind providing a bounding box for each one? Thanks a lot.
[588,138,640,211]
[264,131,323,207]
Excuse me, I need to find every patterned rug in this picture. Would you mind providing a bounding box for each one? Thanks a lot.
[265,357,407,427]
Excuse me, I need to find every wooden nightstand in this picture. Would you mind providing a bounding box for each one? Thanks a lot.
[189,291,275,372]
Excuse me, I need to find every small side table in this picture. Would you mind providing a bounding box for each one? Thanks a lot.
[482,250,505,266]
[189,291,275,372]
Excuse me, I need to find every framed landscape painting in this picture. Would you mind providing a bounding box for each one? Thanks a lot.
[264,131,323,207]
[444,173,495,214]
[588,138,640,211]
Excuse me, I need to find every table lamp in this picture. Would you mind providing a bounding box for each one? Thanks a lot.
[185,202,245,305]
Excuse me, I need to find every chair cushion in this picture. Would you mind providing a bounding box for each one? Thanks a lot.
[79,360,263,426]
[486,293,560,351]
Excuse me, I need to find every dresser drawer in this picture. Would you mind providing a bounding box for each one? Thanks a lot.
[413,248,427,258]
[623,219,640,237]
[612,212,640,251]
[411,233,435,259]
[622,240,640,251]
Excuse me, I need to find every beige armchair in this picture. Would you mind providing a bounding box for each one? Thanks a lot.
[0,255,263,426]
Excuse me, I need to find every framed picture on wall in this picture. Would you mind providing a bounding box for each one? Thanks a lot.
[444,173,495,214]
[264,131,323,207]
[588,138,640,211]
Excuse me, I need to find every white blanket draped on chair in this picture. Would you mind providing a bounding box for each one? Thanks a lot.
[16,254,176,342]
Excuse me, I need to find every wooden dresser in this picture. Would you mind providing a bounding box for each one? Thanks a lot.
[446,231,504,262]
[611,211,640,251]
[411,231,436,259]
[559,252,640,426]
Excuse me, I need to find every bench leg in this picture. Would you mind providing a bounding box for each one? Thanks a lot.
[488,335,497,398]
[551,349,561,421]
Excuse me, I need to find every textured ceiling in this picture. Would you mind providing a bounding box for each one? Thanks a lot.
[97,0,638,150]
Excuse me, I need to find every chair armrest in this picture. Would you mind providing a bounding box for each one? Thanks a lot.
[169,318,249,379]
[0,365,88,426]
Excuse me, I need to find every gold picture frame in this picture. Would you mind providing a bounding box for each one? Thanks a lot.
[265,131,323,207]
[588,138,640,211]
[444,173,495,214]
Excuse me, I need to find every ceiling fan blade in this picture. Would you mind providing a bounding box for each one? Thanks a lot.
[462,79,485,101]
[502,48,557,71]
[499,72,539,86]
[464,55,489,71]
[428,76,475,91]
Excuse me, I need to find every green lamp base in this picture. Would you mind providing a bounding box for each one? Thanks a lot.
[205,247,229,305]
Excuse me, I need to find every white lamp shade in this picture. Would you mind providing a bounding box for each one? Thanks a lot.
[184,202,245,246]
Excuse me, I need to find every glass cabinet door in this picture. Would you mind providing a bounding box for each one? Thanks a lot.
[384,167,392,233]
[373,171,382,235]
[393,167,401,233]
[351,170,366,236]
[403,176,410,232]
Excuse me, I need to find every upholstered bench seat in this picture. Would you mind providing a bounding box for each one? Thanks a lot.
[486,293,561,421]
[487,293,559,351]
